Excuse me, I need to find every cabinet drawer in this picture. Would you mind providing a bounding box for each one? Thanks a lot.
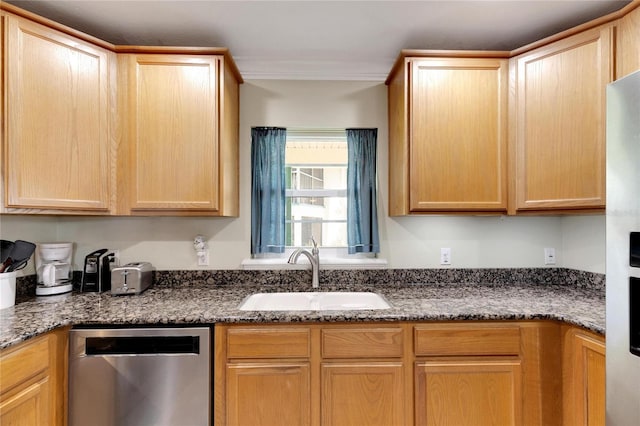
[322,328,403,358]
[414,324,520,356]
[227,327,311,359]
[0,335,49,394]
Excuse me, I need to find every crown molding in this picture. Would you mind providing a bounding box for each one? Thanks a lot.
[234,57,392,81]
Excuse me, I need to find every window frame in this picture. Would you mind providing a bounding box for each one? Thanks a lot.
[248,127,382,265]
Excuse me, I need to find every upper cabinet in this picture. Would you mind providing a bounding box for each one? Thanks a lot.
[117,53,240,216]
[1,4,241,216]
[387,2,640,217]
[1,12,115,214]
[617,3,640,79]
[387,56,509,215]
[509,25,613,214]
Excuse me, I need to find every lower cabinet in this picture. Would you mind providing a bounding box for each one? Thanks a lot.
[0,328,69,426]
[415,358,522,426]
[322,362,405,426]
[226,362,311,426]
[216,324,408,426]
[413,323,525,426]
[562,327,606,426]
[320,326,407,426]
[214,321,603,426]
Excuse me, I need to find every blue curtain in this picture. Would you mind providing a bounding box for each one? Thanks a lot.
[346,128,380,254]
[251,127,287,254]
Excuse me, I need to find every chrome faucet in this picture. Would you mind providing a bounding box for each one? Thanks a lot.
[288,237,320,289]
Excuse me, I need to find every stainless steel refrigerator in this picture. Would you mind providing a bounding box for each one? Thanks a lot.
[606,69,640,425]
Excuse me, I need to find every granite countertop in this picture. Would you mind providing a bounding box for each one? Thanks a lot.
[0,280,604,350]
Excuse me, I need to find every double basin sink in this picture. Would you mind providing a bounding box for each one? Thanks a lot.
[238,291,391,311]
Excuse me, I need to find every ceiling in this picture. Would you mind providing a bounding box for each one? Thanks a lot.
[6,0,632,81]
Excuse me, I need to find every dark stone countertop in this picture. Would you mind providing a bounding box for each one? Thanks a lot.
[0,280,604,350]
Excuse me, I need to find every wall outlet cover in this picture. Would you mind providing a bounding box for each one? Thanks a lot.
[197,251,210,266]
[544,247,556,265]
[440,248,452,265]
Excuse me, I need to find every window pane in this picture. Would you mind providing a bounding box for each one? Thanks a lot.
[287,220,347,248]
[288,167,347,191]
[288,196,346,220]
[285,135,348,248]
[321,222,347,247]
[301,217,322,247]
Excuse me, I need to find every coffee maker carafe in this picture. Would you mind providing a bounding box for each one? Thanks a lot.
[35,242,74,296]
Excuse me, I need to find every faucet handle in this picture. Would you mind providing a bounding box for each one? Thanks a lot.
[310,236,319,254]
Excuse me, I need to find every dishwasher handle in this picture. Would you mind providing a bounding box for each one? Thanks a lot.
[85,335,200,356]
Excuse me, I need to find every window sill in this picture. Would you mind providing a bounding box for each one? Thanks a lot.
[240,257,388,270]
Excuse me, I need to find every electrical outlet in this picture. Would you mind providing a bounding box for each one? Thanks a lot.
[544,247,556,265]
[194,235,209,266]
[197,251,210,266]
[440,248,452,265]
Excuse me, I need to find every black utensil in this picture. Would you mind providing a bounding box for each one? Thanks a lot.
[1,240,15,264]
[10,240,36,259]
[1,240,36,273]
[7,258,29,272]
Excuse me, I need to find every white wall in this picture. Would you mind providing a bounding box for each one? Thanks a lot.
[0,80,605,273]
[561,215,606,273]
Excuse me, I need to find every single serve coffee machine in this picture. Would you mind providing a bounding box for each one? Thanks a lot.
[81,249,117,292]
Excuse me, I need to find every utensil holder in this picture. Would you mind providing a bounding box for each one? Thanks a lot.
[0,271,17,309]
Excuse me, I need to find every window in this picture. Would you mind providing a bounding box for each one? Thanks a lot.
[250,127,379,257]
[285,130,348,248]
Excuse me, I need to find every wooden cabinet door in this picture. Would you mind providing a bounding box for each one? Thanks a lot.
[123,54,221,213]
[563,329,605,426]
[409,58,508,212]
[0,378,50,426]
[511,26,612,213]
[226,362,311,426]
[321,362,405,426]
[415,358,522,426]
[3,14,112,212]
[616,4,640,79]
[0,328,68,426]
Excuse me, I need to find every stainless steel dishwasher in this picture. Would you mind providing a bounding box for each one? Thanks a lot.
[69,327,211,426]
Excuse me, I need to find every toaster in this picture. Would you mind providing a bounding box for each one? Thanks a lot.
[110,262,154,296]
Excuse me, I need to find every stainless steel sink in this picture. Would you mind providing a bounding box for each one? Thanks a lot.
[238,291,391,311]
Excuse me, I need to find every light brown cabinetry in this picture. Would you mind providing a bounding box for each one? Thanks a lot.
[216,321,571,426]
[387,56,509,215]
[562,327,606,426]
[226,362,311,426]
[117,53,239,216]
[219,326,313,426]
[321,362,404,426]
[320,327,407,426]
[415,359,522,426]
[616,3,640,79]
[1,3,241,217]
[413,323,524,426]
[0,328,69,426]
[509,25,613,213]
[1,12,114,214]
[215,324,409,426]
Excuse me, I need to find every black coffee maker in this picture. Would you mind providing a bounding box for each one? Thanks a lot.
[81,249,116,292]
